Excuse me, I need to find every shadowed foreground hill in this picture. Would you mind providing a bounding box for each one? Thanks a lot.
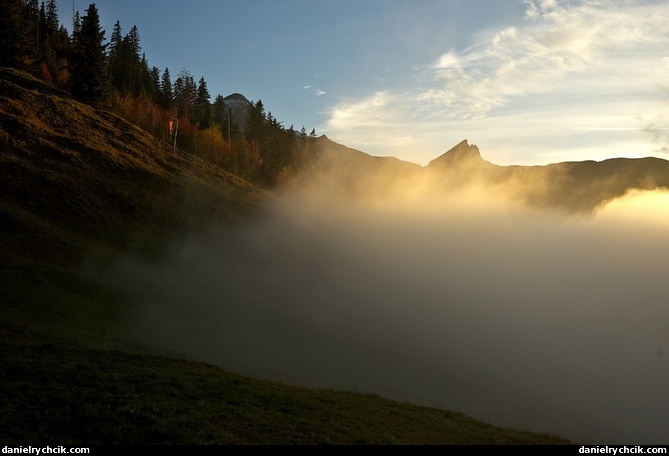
[0,67,263,258]
[0,337,571,445]
[0,68,571,444]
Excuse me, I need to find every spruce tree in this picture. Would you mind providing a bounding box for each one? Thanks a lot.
[0,0,23,67]
[212,94,227,133]
[108,21,122,68]
[70,3,109,106]
[173,70,196,121]
[72,11,80,37]
[148,65,161,103]
[0,0,37,69]
[137,53,148,95]
[195,76,212,129]
[173,75,184,114]
[36,0,64,84]
[39,2,48,46]
[24,0,40,73]
[245,99,266,143]
[125,25,142,94]
[160,67,173,109]
[45,0,59,32]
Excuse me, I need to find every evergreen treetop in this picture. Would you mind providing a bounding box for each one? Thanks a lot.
[70,3,109,106]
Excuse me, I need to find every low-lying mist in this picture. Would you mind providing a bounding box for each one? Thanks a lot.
[105,177,669,444]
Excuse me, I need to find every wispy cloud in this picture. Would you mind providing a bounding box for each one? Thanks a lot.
[323,0,669,165]
[304,84,327,97]
[327,91,393,129]
[419,0,669,119]
[323,91,422,155]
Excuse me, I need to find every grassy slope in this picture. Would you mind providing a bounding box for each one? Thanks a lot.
[0,68,571,445]
[0,336,570,445]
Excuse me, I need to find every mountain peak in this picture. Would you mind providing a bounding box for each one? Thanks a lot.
[222,93,252,130]
[223,93,251,104]
[428,139,483,168]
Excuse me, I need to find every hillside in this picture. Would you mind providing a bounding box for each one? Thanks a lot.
[1,67,264,257]
[427,140,669,213]
[0,68,573,445]
[306,137,669,214]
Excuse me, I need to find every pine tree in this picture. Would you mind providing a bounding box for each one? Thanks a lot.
[195,76,212,129]
[36,0,65,84]
[125,25,142,94]
[70,3,109,106]
[45,0,59,33]
[107,20,125,93]
[0,0,23,67]
[108,20,122,64]
[244,99,266,144]
[72,11,80,37]
[137,52,151,96]
[173,70,196,121]
[39,2,48,45]
[24,0,40,73]
[212,94,227,133]
[148,65,161,104]
[160,67,173,109]
[172,76,184,113]
[0,0,38,69]
[40,0,71,88]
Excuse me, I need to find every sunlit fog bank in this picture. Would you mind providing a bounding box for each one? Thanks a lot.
[596,189,669,226]
[107,181,669,444]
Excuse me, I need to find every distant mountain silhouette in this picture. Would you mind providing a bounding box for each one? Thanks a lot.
[309,136,669,213]
[426,140,669,212]
[428,139,491,168]
[223,93,252,131]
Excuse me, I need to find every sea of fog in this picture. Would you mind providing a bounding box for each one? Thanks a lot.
[106,186,669,444]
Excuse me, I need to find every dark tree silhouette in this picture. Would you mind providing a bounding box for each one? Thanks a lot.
[195,76,212,129]
[0,0,38,69]
[70,3,109,106]
[160,67,173,109]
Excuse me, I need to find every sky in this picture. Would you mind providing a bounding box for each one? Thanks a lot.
[61,0,669,166]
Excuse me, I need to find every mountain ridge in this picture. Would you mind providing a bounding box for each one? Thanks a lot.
[310,135,669,213]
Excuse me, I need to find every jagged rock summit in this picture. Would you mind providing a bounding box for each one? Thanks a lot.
[426,139,495,174]
[428,139,484,168]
